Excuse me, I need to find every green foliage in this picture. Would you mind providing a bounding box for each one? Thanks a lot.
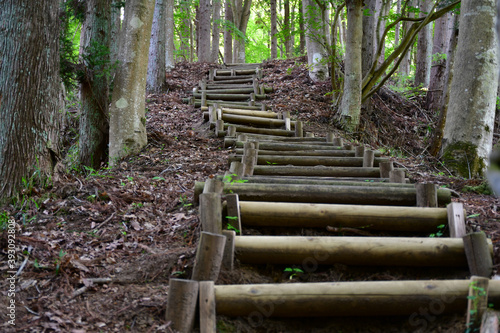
[429,224,445,238]
[59,0,84,90]
[462,182,493,195]
[0,212,10,230]
[284,267,304,280]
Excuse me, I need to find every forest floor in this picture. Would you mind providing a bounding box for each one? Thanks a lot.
[1,57,500,332]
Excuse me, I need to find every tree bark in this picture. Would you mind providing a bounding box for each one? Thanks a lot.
[0,0,63,198]
[231,0,252,63]
[394,0,401,46]
[79,0,112,169]
[414,0,433,87]
[271,0,278,59]
[224,0,233,63]
[441,0,498,177]
[211,0,222,62]
[398,0,414,79]
[165,0,175,69]
[302,0,329,81]
[109,0,155,164]
[284,0,292,57]
[110,0,122,71]
[361,0,379,77]
[425,12,452,110]
[147,0,166,92]
[339,0,363,131]
[198,0,211,62]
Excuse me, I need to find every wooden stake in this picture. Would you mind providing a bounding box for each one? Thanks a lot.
[306,132,315,138]
[203,178,223,194]
[199,193,222,234]
[166,279,199,333]
[463,232,493,277]
[343,144,354,150]
[215,119,225,137]
[333,137,344,146]
[283,111,291,131]
[192,231,227,281]
[466,276,489,331]
[201,91,207,107]
[448,202,467,238]
[222,230,236,271]
[389,170,406,183]
[253,78,259,94]
[326,133,335,143]
[208,106,216,124]
[355,146,365,157]
[295,121,303,137]
[226,194,242,234]
[379,161,394,178]
[229,161,244,178]
[237,134,247,142]
[416,183,438,207]
[227,125,237,137]
[363,150,375,168]
[242,148,257,176]
[480,309,499,333]
[199,281,216,333]
[209,69,215,81]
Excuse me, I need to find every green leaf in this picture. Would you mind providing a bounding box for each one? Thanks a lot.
[467,213,480,218]
[226,216,238,220]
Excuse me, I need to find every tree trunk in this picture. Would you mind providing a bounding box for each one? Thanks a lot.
[147,0,166,92]
[109,0,155,164]
[80,0,112,169]
[425,12,452,110]
[414,0,433,87]
[362,0,379,77]
[231,0,252,63]
[394,0,401,46]
[165,0,175,69]
[198,0,211,62]
[224,0,233,63]
[284,0,292,57]
[211,0,222,62]
[441,0,498,177]
[110,0,122,70]
[429,14,458,156]
[398,1,414,80]
[376,0,389,66]
[339,0,363,131]
[299,0,306,54]
[180,2,191,61]
[271,0,278,59]
[0,0,63,198]
[302,0,329,81]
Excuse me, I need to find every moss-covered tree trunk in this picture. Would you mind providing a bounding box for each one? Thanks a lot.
[109,0,155,165]
[79,0,112,169]
[441,0,498,177]
[339,0,363,131]
[0,0,63,198]
[198,0,211,62]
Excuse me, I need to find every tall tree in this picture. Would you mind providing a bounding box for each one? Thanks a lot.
[198,0,211,62]
[0,0,63,198]
[284,0,293,57]
[271,0,278,59]
[441,0,498,177]
[425,12,452,110]
[147,0,167,92]
[165,0,175,69]
[110,0,122,69]
[224,0,234,63]
[211,0,222,62]
[303,0,329,81]
[362,0,380,77]
[109,0,155,164]
[231,0,252,62]
[414,0,433,86]
[79,0,112,169]
[339,0,363,131]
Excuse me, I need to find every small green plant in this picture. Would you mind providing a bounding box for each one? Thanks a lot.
[152,176,165,181]
[284,267,304,280]
[467,213,480,218]
[265,161,278,165]
[55,249,67,275]
[172,270,186,276]
[429,224,445,238]
[179,195,192,207]
[0,212,10,230]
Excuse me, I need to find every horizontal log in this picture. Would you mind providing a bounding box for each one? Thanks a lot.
[234,148,381,157]
[213,74,255,80]
[215,69,257,76]
[228,155,389,167]
[221,113,295,128]
[199,88,256,94]
[252,165,384,177]
[222,124,295,137]
[224,137,334,146]
[235,141,342,151]
[214,175,412,186]
[201,102,265,110]
[215,280,500,317]
[193,93,267,101]
[224,62,261,67]
[219,183,451,206]
[239,201,447,231]
[234,236,487,266]
[205,84,250,89]
[222,108,278,118]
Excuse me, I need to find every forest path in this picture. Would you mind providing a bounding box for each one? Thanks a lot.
[166,64,499,332]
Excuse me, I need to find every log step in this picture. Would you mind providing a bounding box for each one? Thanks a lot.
[228,155,389,167]
[215,279,500,317]
[238,201,448,231]
[233,235,493,267]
